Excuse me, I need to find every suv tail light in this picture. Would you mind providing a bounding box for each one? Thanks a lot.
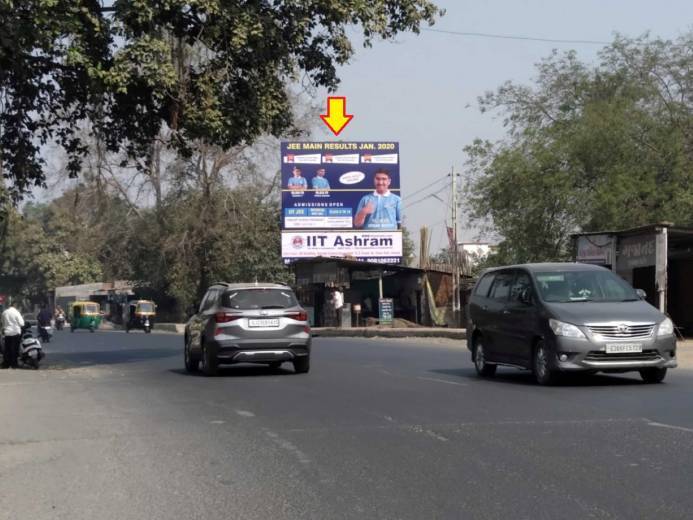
[215,312,242,323]
[284,311,308,321]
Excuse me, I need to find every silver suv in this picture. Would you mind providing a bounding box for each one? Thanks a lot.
[184,283,311,376]
[466,263,677,385]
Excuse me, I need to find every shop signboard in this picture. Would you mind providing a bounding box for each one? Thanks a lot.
[616,234,656,271]
[576,234,613,265]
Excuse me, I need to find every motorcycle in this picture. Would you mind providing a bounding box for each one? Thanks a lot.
[55,312,65,331]
[37,323,53,343]
[20,323,44,369]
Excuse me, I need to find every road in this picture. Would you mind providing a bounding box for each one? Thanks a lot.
[1,330,693,520]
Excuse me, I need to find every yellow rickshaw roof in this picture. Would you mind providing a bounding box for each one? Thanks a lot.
[73,301,99,306]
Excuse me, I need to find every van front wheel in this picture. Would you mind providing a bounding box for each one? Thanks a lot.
[474,339,496,377]
[533,340,558,385]
[640,368,667,384]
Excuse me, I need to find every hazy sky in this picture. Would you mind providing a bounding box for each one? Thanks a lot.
[321,0,693,256]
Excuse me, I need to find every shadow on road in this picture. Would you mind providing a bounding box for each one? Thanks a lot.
[44,348,178,369]
[430,367,649,387]
[169,365,298,378]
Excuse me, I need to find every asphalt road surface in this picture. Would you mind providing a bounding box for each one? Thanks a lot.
[1,330,693,520]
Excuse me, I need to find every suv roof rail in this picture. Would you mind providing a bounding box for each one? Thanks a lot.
[210,281,231,287]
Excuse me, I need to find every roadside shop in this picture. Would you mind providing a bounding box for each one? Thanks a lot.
[572,222,693,335]
[291,257,468,328]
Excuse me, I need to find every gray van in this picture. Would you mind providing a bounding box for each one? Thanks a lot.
[466,263,677,384]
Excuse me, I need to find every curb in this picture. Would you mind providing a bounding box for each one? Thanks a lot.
[312,328,466,340]
[136,323,465,340]
[153,323,186,334]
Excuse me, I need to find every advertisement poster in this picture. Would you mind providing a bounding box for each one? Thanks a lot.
[281,231,402,264]
[281,141,402,263]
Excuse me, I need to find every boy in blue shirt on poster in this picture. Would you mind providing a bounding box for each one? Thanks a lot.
[311,168,330,190]
[353,169,401,230]
[288,166,308,192]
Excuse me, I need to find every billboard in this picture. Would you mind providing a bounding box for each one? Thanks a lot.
[281,231,403,263]
[281,141,401,263]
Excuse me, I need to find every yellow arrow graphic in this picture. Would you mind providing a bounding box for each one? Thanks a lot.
[320,96,354,136]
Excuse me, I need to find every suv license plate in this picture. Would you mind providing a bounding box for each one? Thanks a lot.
[606,344,642,354]
[248,318,279,328]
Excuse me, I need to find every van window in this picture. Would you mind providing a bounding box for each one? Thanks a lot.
[510,271,532,302]
[489,272,513,301]
[474,273,496,297]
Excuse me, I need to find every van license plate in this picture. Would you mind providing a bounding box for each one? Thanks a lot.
[606,344,642,354]
[248,319,279,328]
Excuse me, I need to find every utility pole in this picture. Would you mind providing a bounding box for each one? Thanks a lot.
[451,167,460,328]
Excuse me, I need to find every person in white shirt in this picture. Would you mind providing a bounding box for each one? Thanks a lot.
[330,289,344,327]
[2,303,24,368]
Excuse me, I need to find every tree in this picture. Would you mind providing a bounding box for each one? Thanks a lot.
[0,1,443,201]
[466,33,693,264]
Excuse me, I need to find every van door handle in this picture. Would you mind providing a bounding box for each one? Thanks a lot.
[502,310,510,315]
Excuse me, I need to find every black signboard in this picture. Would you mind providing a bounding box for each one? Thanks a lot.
[379,298,394,324]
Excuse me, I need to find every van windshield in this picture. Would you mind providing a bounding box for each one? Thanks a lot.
[535,270,639,303]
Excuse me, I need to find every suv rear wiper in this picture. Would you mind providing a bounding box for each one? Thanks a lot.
[260,305,286,309]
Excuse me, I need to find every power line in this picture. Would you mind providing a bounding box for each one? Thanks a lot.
[422,28,610,46]
[404,183,450,209]
[405,173,449,200]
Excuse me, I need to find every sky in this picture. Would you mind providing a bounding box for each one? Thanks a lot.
[318,0,693,257]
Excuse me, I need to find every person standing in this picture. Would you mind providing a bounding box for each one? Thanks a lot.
[331,288,344,327]
[287,166,308,191]
[353,168,401,230]
[311,168,331,190]
[1,303,24,369]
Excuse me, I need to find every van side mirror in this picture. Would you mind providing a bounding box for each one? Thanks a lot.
[635,288,647,300]
[186,303,198,318]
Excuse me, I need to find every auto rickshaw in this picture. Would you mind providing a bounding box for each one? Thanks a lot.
[124,300,156,333]
[70,301,102,333]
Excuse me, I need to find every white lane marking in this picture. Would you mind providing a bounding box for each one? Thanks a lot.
[404,424,449,442]
[647,421,693,433]
[425,430,449,442]
[235,410,255,417]
[264,430,311,464]
[417,376,467,386]
[210,420,225,425]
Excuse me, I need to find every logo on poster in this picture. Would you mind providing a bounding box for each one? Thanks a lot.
[339,171,365,185]
[292,236,304,249]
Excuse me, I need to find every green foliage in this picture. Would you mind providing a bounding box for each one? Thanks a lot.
[401,225,416,266]
[466,34,693,265]
[0,1,442,200]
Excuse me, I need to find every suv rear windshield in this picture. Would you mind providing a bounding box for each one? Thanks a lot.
[535,270,638,303]
[221,289,298,310]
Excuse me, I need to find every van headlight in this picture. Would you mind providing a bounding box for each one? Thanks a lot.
[657,318,674,337]
[549,319,586,339]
